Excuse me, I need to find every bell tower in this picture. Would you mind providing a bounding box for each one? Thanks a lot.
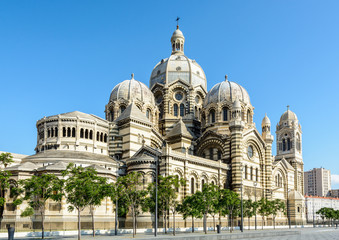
[276,106,303,194]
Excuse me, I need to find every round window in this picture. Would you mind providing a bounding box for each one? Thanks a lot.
[247,145,254,158]
[175,92,183,101]
[155,94,163,104]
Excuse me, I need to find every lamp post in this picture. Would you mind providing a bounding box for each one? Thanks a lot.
[254,182,257,230]
[155,157,158,237]
[287,189,291,229]
[240,164,244,232]
[115,162,120,236]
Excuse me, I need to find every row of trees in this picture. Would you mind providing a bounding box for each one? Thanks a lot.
[0,154,286,239]
[316,207,339,225]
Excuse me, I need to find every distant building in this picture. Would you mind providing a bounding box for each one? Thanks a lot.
[305,195,339,223]
[304,168,331,197]
[328,189,339,198]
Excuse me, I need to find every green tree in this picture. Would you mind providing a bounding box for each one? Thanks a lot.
[0,152,14,168]
[177,194,202,233]
[271,199,285,229]
[243,199,255,230]
[258,198,272,229]
[317,207,335,226]
[194,183,219,234]
[18,174,64,239]
[144,175,184,235]
[0,170,11,228]
[219,189,240,233]
[62,163,106,240]
[119,172,147,238]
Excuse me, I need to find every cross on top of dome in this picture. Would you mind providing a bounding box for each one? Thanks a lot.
[171,18,185,55]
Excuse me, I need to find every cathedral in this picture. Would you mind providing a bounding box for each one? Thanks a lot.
[2,25,306,230]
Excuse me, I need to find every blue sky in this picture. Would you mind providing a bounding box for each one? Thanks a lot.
[1,1,338,188]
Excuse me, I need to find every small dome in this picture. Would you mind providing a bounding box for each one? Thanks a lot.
[280,109,298,122]
[171,28,184,39]
[262,114,271,127]
[110,74,155,106]
[204,79,250,106]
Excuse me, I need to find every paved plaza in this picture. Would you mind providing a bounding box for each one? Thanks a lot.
[1,227,339,240]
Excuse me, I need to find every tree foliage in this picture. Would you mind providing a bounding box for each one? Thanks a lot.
[18,174,64,239]
[0,152,14,168]
[62,163,107,240]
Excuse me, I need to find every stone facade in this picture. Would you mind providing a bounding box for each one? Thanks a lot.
[2,26,306,230]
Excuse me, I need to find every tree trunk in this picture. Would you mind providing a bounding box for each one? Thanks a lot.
[262,217,264,230]
[248,217,250,230]
[192,216,194,233]
[90,206,95,237]
[132,207,135,238]
[273,217,275,229]
[213,215,215,232]
[173,210,175,236]
[164,210,167,234]
[230,212,233,233]
[78,208,81,240]
[204,212,207,234]
[41,210,45,239]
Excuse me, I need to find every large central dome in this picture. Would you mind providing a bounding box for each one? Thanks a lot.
[149,27,207,92]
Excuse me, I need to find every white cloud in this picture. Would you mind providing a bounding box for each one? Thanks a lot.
[331,174,339,189]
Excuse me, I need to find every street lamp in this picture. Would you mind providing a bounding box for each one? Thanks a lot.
[254,182,257,230]
[287,189,291,229]
[155,157,159,237]
[240,164,244,232]
[115,161,120,236]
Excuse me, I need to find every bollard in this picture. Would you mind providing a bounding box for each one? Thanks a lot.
[7,227,15,240]
[217,224,221,234]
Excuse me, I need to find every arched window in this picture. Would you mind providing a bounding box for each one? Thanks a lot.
[217,150,222,159]
[85,129,89,139]
[180,104,185,116]
[63,127,66,137]
[191,178,195,194]
[72,128,76,137]
[89,130,93,140]
[120,106,126,114]
[104,134,107,143]
[245,165,248,179]
[201,179,205,190]
[282,139,286,151]
[110,111,114,121]
[256,168,259,181]
[100,133,103,142]
[67,127,71,137]
[80,129,84,138]
[96,132,99,141]
[146,109,150,119]
[278,174,280,187]
[209,148,213,160]
[211,181,215,185]
[287,138,291,150]
[48,129,51,138]
[297,134,301,151]
[55,127,58,137]
[174,104,178,116]
[250,166,253,180]
[51,128,54,137]
[195,106,198,118]
[210,109,216,123]
[247,110,251,123]
[223,107,228,121]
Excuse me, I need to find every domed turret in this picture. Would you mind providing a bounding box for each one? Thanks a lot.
[106,74,157,122]
[150,27,207,92]
[204,76,250,107]
[110,74,155,106]
[262,113,271,128]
